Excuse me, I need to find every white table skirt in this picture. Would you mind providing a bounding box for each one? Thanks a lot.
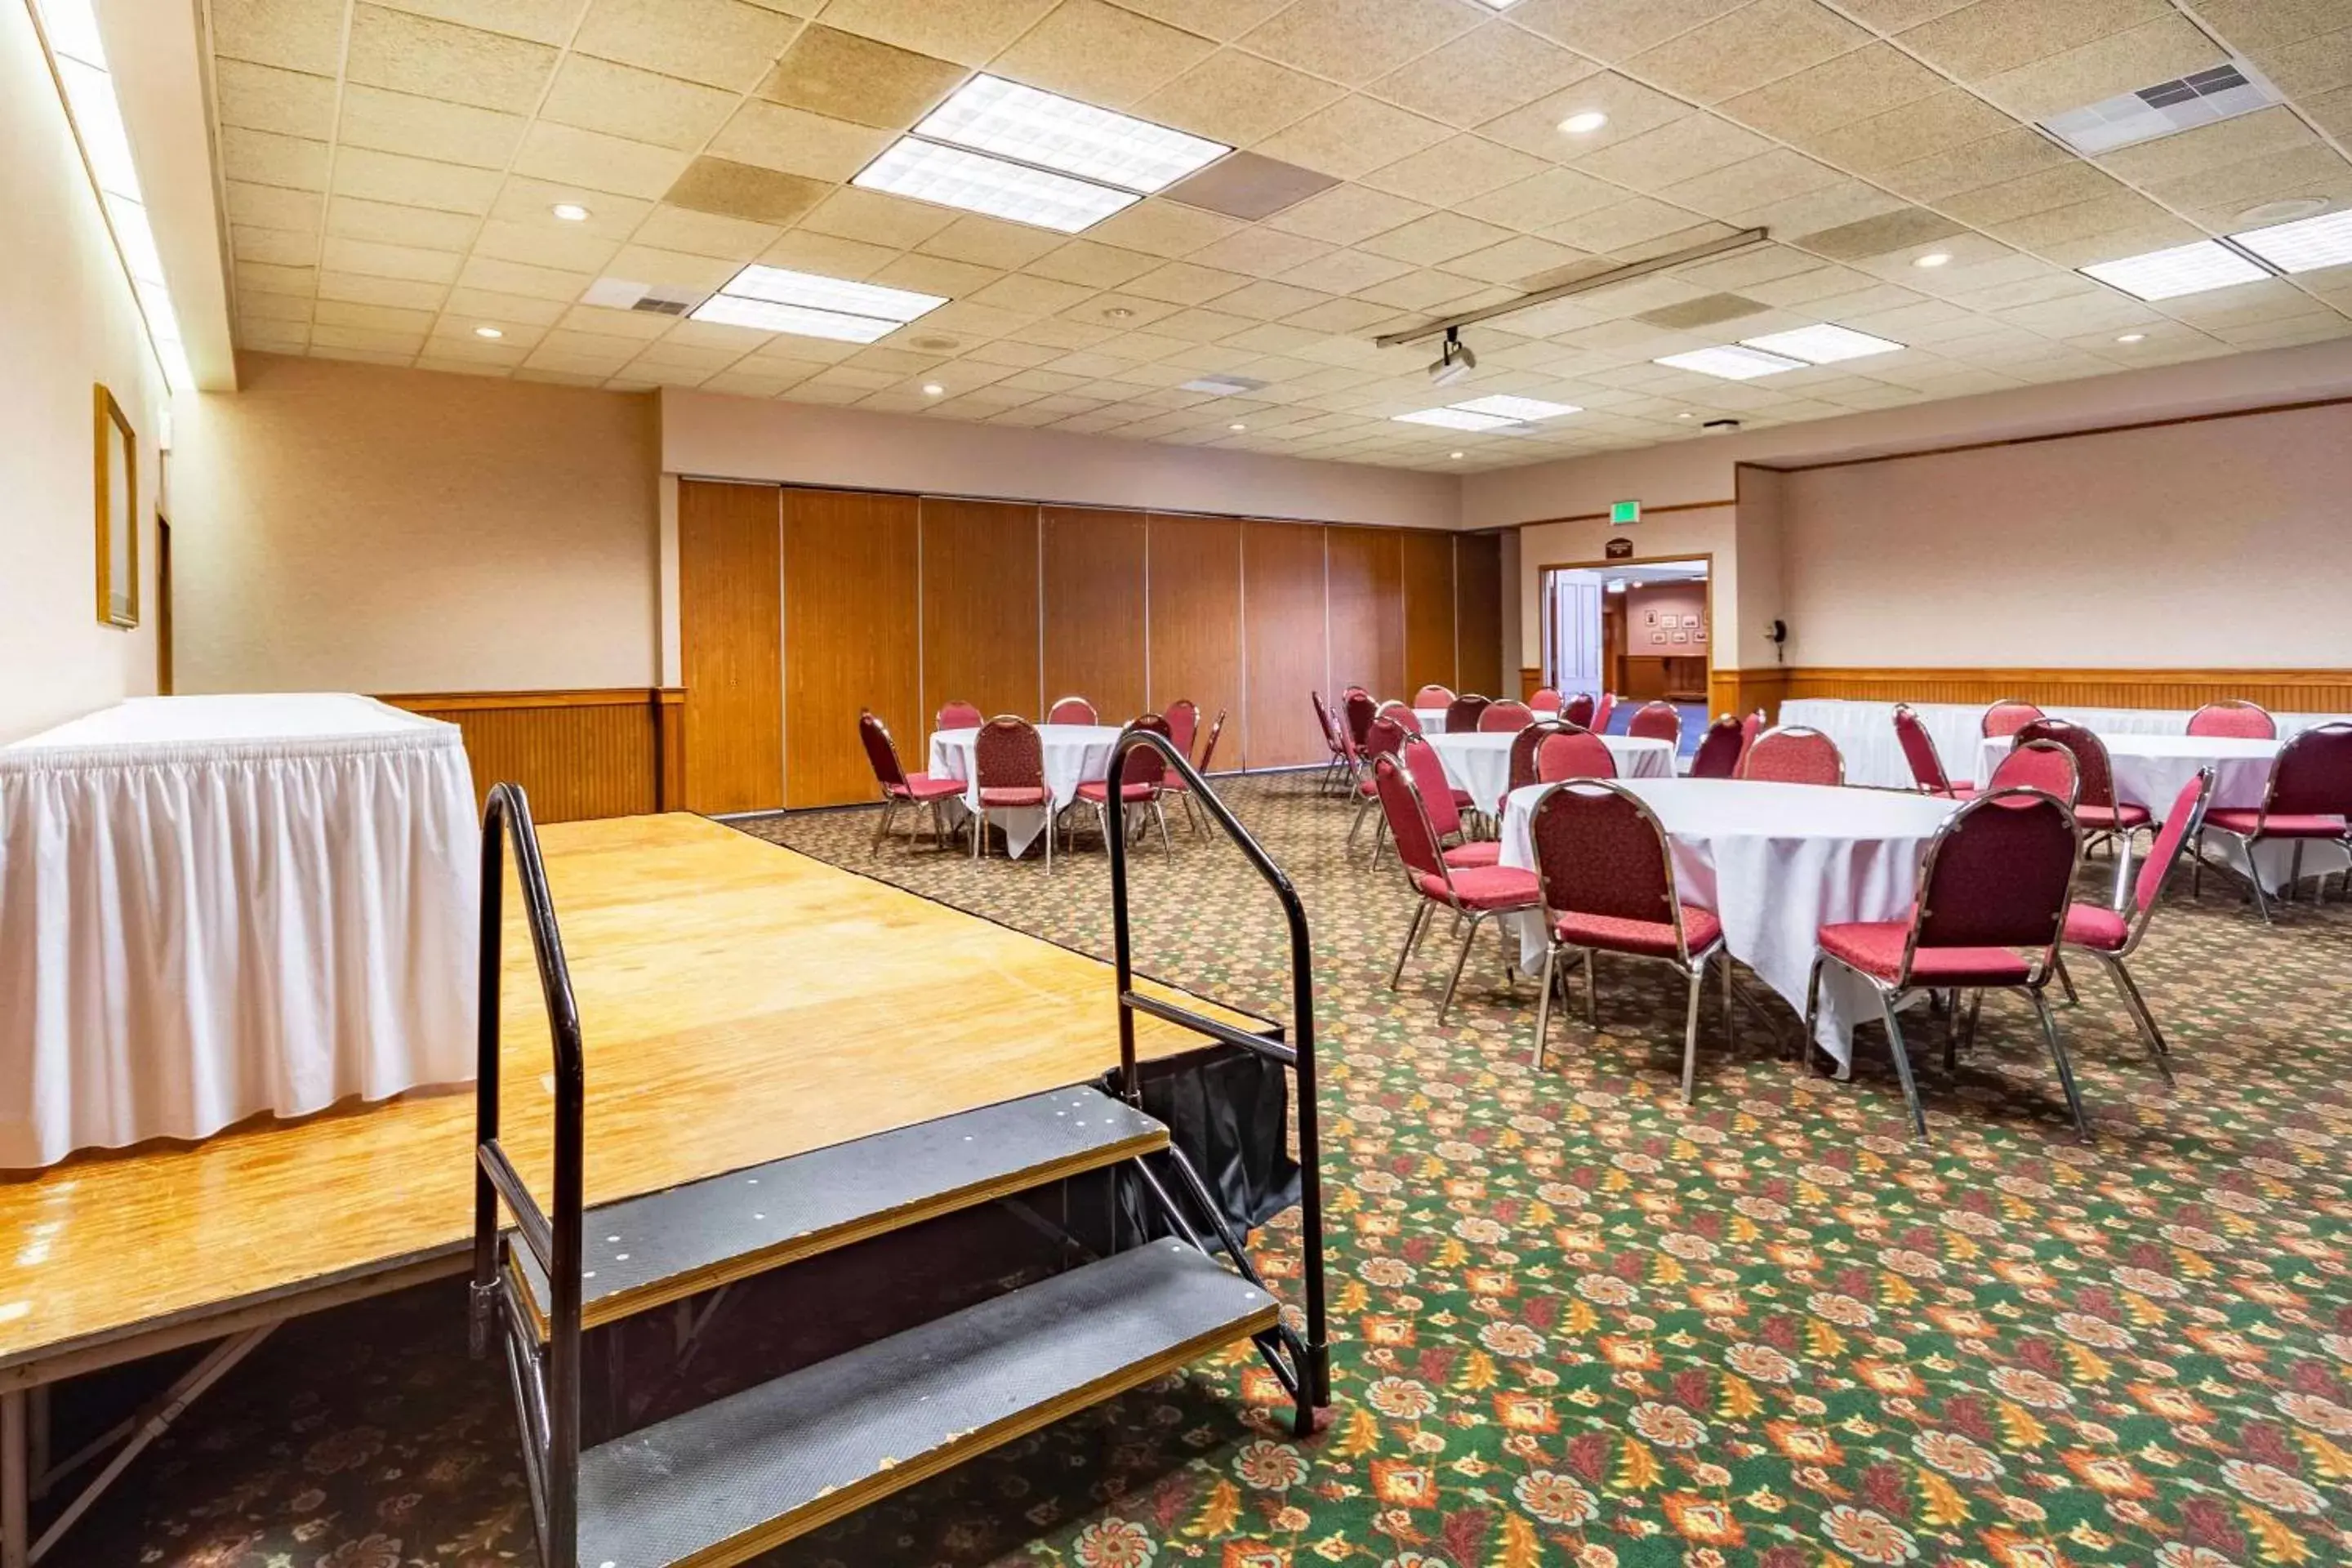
[0,694,479,1168]
[1499,777,1959,1071]
[1412,708,1453,733]
[1424,731,1677,816]
[927,724,1121,857]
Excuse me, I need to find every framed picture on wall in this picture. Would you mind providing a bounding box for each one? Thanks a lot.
[1694,628,1708,642]
[1650,632,1667,645]
[1672,631,1690,644]
[1680,614,1699,626]
[95,385,137,628]
[1644,610,1655,624]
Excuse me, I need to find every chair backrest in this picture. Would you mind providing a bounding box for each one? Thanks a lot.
[1628,701,1682,744]
[1989,738,2078,806]
[858,709,908,791]
[1536,729,1615,783]
[973,715,1044,787]
[2263,721,2352,819]
[1527,781,1695,961]
[1413,684,1454,709]
[1195,708,1227,774]
[1508,719,1570,795]
[1372,753,1449,887]
[1690,715,1745,779]
[1377,699,1423,735]
[1343,690,1379,749]
[1907,788,2078,971]
[1529,687,1563,713]
[1480,700,1537,733]
[1892,703,1953,794]
[2121,769,2215,948]
[2014,718,2116,811]
[1163,698,1198,760]
[1365,714,1408,768]
[1310,690,1341,752]
[1592,693,1617,735]
[1446,694,1491,733]
[1982,698,2043,738]
[2186,699,2275,739]
[1560,692,1597,729]
[1116,713,1170,788]
[1739,711,1762,770]
[938,700,985,731]
[1741,726,1843,786]
[1398,733,1463,839]
[1046,695,1097,725]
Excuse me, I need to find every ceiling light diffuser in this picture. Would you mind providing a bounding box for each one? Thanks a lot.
[1558,111,1609,134]
[721,264,946,323]
[1913,252,1951,268]
[1394,408,1519,432]
[1655,345,1804,381]
[1450,394,1581,421]
[1741,324,1904,364]
[2078,239,2269,301]
[915,75,1229,194]
[2230,207,2352,274]
[687,293,900,342]
[854,137,1140,233]
[550,203,590,221]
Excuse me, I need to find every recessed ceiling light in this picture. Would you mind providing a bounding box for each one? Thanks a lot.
[1183,373,1265,395]
[915,74,1229,194]
[721,264,947,324]
[2238,197,2325,226]
[2078,239,2270,301]
[1450,450,1465,460]
[1558,110,1609,135]
[550,203,590,222]
[688,294,901,342]
[472,325,503,339]
[1913,252,1952,269]
[1676,412,1695,420]
[1395,407,1519,432]
[1228,421,1246,431]
[1742,324,1904,364]
[2116,332,2146,344]
[2230,207,2352,274]
[922,382,946,396]
[1450,394,1581,421]
[1655,345,1805,381]
[853,137,1139,233]
[1104,305,1134,319]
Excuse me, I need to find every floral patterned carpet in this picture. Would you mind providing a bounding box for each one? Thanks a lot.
[82,771,2352,1568]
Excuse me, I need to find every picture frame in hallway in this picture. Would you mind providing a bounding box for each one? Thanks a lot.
[95,383,137,628]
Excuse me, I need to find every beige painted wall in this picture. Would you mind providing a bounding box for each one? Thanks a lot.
[0,3,167,742]
[172,354,660,694]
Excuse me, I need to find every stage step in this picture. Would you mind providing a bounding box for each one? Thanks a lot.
[511,1087,1165,1337]
[574,1238,1276,1568]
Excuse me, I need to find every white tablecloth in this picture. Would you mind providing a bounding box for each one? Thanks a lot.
[928,724,1121,857]
[1499,777,1959,1071]
[1424,731,1677,815]
[1412,708,1453,733]
[1972,732,2281,811]
[0,694,479,1167]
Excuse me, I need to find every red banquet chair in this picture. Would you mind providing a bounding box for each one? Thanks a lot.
[1739,710,1763,769]
[1628,701,1682,745]
[1349,715,1411,858]
[1989,738,2078,805]
[1164,698,1198,762]
[1413,684,1455,709]
[1377,699,1424,735]
[1445,694,1491,733]
[2064,769,2216,1080]
[1479,700,1537,733]
[1071,714,1172,858]
[1895,703,1973,800]
[937,699,985,731]
[1342,689,1378,753]
[2014,718,2149,892]
[1310,691,1350,795]
[1806,787,2085,1141]
[2194,721,2352,920]
[969,715,1054,871]
[1506,719,1572,807]
[1535,729,1615,783]
[1982,698,2043,738]
[858,710,964,853]
[1526,781,1727,1102]
[1400,733,1496,869]
[1046,695,1098,724]
[2187,700,2276,739]
[1529,687,1564,714]
[1374,754,1538,1022]
[1741,726,1844,786]
[1162,707,1225,835]
[1561,693,1597,729]
[1592,693,1617,735]
[1689,715,1745,779]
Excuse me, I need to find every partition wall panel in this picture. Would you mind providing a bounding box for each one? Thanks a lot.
[1328,526,1404,701]
[1144,514,1244,759]
[782,487,920,809]
[1401,530,1457,695]
[679,479,782,813]
[920,498,1043,724]
[1455,532,1505,699]
[1243,522,1329,769]
[1043,506,1147,723]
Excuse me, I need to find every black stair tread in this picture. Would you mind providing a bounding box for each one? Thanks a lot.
[513,1087,1165,1336]
[575,1239,1278,1568]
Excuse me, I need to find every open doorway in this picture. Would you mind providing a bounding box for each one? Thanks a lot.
[1541,555,1711,759]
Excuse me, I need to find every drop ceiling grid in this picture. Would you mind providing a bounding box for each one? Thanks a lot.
[200,0,2352,471]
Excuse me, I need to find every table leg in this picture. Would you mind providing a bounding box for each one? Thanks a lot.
[2,1388,25,1568]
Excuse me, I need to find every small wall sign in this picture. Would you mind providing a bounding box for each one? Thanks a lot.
[1610,500,1641,524]
[1604,537,1634,559]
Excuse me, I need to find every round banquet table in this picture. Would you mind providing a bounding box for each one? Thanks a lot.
[927,724,1121,857]
[1498,777,1960,1072]
[1973,731,2280,813]
[1425,730,1677,815]
[1412,708,1454,733]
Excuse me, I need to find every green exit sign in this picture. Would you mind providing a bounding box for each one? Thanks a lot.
[1610,500,1641,524]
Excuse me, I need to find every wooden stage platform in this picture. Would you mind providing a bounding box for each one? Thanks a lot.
[0,813,1262,1389]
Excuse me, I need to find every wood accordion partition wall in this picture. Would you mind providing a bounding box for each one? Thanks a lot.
[679,480,1508,813]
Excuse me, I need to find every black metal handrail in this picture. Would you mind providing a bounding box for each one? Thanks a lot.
[1104,729,1329,1414]
[470,782,584,1568]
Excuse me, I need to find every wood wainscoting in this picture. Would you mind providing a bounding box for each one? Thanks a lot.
[1773,667,2352,715]
[380,688,685,822]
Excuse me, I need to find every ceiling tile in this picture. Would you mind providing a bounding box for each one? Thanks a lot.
[1120,261,1251,304]
[511,122,697,198]
[1276,247,1419,293]
[1083,199,1245,256]
[1657,148,1845,220]
[318,269,450,309]
[1445,234,1592,286]
[345,4,561,114]
[1455,167,1624,230]
[323,234,466,283]
[369,0,590,46]
[214,59,341,140]
[1572,111,1771,191]
[1028,239,1164,287]
[573,0,806,91]
[540,56,737,151]
[1371,22,1597,127]
[1253,95,1454,180]
[338,85,529,170]
[2198,0,2352,56]
[755,25,969,130]
[327,195,479,249]
[2097,105,2320,185]
[799,187,958,247]
[665,157,830,225]
[917,213,1068,270]
[1875,127,2074,203]
[1507,0,1750,64]
[1184,225,1337,278]
[1101,0,1291,42]
[469,216,627,270]
[1479,73,1691,163]
[603,243,742,289]
[987,0,1217,107]
[212,0,350,74]
[1134,51,1344,147]
[1264,184,1431,246]
[1165,153,1340,220]
[1719,43,1944,140]
[872,251,1002,296]
[234,225,322,266]
[968,272,1098,315]
[706,100,893,180]
[1894,0,2172,82]
[1361,135,1550,203]
[1936,162,2123,225]
[1628,0,1871,105]
[1795,87,2015,176]
[815,0,1061,66]
[1240,0,1482,86]
[491,178,653,237]
[220,127,331,190]
[459,255,595,301]
[1356,210,1517,265]
[1976,16,2224,122]
[756,229,899,278]
[332,146,504,213]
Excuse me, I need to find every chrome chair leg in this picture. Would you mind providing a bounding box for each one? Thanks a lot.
[1532,947,1559,1068]
[1800,956,1824,1074]
[872,799,897,854]
[1494,917,1519,1000]
[1437,911,1484,1024]
[1720,953,1735,1052]
[2192,830,2206,898]
[2054,956,2079,1007]
[2290,840,2305,902]
[1155,800,1173,854]
[2029,987,2091,1140]
[2101,954,2174,1085]
[1680,962,1705,1105]
[1391,904,1430,989]
[1582,948,1598,1028]
[1964,989,1983,1054]
[2242,835,2273,923]
[1874,983,1930,1141]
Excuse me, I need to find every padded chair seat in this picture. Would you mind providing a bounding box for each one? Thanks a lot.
[1817,920,2034,986]
[1940,782,1977,800]
[978,785,1049,808]
[1552,906,1722,960]
[2073,802,2151,831]
[2203,808,2349,839]
[1442,840,1503,869]
[889,773,965,802]
[1076,779,1156,804]
[2062,903,2130,952]
[1414,865,1539,911]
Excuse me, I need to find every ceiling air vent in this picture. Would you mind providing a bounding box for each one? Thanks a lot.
[1181,374,1267,395]
[581,277,706,316]
[2041,59,2283,156]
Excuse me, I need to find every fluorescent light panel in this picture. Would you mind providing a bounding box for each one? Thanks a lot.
[1742,324,1904,364]
[720,264,944,323]
[2078,238,2270,301]
[1394,407,1519,431]
[2230,207,2352,274]
[688,294,898,342]
[916,75,1228,195]
[1450,394,1580,421]
[855,137,1139,233]
[1655,345,1804,381]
